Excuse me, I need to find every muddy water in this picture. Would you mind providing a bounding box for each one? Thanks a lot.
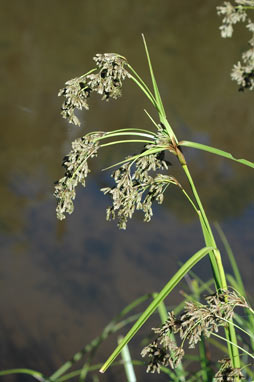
[0,1,254,381]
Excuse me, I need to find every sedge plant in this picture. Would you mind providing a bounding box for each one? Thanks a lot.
[2,36,253,381]
[52,35,254,380]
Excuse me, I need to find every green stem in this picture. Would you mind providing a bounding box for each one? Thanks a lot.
[180,162,240,372]
[235,5,254,10]
[182,165,221,287]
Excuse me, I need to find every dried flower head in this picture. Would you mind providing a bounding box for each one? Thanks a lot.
[141,338,184,373]
[54,132,105,220]
[88,53,130,100]
[141,341,170,373]
[58,54,130,126]
[217,2,247,38]
[142,289,249,374]
[215,358,245,381]
[58,74,91,126]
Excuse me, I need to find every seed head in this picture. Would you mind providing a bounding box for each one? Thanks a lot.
[58,54,130,126]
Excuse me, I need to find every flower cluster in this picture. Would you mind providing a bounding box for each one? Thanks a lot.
[89,53,130,100]
[141,337,184,373]
[101,150,180,230]
[58,54,130,126]
[231,20,254,90]
[217,2,247,38]
[217,1,254,90]
[215,358,244,381]
[58,74,91,126]
[54,132,105,220]
[141,290,248,374]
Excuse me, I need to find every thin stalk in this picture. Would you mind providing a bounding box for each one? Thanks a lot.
[102,146,167,171]
[217,315,254,342]
[126,64,157,105]
[100,139,153,148]
[199,336,210,382]
[235,5,254,10]
[128,73,158,110]
[144,109,160,130]
[211,332,254,360]
[91,127,157,136]
[214,222,245,295]
[181,188,200,215]
[98,131,155,140]
[118,336,137,382]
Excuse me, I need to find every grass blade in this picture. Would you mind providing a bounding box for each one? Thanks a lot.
[180,140,254,169]
[142,34,166,118]
[99,246,214,373]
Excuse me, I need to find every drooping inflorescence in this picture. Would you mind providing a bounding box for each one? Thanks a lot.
[56,52,182,228]
[101,152,180,230]
[58,53,130,126]
[54,132,106,220]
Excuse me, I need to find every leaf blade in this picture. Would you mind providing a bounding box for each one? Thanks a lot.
[99,246,214,373]
[180,140,254,169]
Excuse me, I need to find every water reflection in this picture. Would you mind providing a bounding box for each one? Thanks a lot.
[1,1,254,381]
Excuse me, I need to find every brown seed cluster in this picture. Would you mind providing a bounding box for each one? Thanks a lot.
[141,290,248,376]
[215,358,244,381]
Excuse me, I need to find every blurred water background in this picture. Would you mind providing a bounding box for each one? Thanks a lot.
[1,1,254,381]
